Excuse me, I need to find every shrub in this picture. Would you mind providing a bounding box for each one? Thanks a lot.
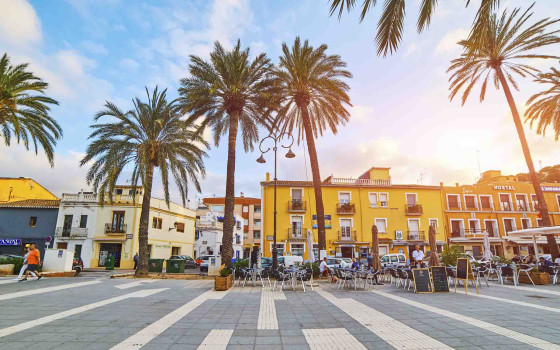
[219,267,231,277]
[304,261,320,277]
[233,259,249,269]
[440,245,465,267]
[0,257,23,274]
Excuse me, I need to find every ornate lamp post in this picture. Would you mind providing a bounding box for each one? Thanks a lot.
[257,129,295,270]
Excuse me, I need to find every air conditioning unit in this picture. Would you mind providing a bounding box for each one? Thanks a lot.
[395,230,403,240]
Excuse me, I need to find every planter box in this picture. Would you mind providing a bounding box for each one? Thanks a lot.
[0,264,15,275]
[215,274,232,291]
[519,272,550,285]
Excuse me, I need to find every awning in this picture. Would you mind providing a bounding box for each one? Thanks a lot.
[93,236,127,242]
[449,237,503,244]
[504,236,560,245]
[333,241,369,245]
[508,226,560,237]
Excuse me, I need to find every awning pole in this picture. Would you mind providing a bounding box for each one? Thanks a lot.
[533,235,538,257]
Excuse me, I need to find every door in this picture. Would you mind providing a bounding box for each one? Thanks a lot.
[341,246,353,258]
[339,192,351,204]
[63,215,73,236]
[406,194,417,206]
[74,244,82,259]
[98,243,122,267]
[171,247,180,255]
[291,216,303,238]
[340,219,352,240]
[451,220,463,237]
[408,220,420,239]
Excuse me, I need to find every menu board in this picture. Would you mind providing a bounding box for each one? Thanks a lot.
[456,258,468,280]
[430,266,449,292]
[412,268,432,293]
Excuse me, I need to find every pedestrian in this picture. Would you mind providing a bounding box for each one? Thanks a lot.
[412,245,425,268]
[133,252,139,270]
[19,243,42,281]
[16,246,37,280]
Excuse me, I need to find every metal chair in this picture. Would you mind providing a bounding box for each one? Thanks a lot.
[445,267,456,285]
[272,268,291,291]
[518,264,535,286]
[297,268,314,292]
[474,266,489,287]
[499,266,517,286]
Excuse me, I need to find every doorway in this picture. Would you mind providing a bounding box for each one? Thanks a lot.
[98,243,122,267]
[341,246,354,258]
[408,244,424,262]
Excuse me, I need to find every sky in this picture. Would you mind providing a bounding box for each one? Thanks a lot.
[2,0,560,207]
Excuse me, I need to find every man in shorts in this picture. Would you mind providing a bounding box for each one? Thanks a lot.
[19,243,43,281]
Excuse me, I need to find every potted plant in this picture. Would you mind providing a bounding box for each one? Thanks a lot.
[215,267,233,291]
[292,200,303,211]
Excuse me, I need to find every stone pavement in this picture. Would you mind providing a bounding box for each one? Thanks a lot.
[1,275,560,349]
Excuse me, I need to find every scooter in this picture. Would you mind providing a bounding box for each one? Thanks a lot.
[72,257,83,276]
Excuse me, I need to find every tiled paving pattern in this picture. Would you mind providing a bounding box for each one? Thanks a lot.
[1,276,560,349]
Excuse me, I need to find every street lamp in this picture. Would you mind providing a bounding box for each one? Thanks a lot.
[257,129,295,270]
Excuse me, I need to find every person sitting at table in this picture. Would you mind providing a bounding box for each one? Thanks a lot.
[412,245,425,268]
[319,257,337,282]
[351,258,360,270]
[525,254,537,264]
[511,254,521,264]
[538,256,554,272]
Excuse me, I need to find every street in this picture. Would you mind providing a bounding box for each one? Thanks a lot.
[1,276,560,349]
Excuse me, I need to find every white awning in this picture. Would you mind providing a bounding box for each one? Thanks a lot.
[504,236,560,245]
[449,237,503,243]
[507,226,560,237]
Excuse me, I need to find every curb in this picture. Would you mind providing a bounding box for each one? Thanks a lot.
[110,273,212,280]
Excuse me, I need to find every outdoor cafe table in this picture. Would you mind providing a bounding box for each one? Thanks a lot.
[284,267,305,291]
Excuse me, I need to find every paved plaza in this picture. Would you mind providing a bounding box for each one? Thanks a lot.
[1,275,560,349]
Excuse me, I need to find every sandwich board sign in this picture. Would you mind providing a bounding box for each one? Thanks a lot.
[412,268,432,293]
[454,258,479,294]
[430,266,449,292]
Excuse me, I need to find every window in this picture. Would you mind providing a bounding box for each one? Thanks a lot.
[273,243,285,256]
[480,196,492,210]
[291,243,304,256]
[79,215,88,228]
[447,195,460,209]
[531,194,539,211]
[313,244,319,259]
[62,215,72,235]
[236,221,241,230]
[243,219,249,226]
[116,188,123,195]
[465,195,477,210]
[253,230,261,239]
[29,216,37,227]
[57,242,68,249]
[339,192,351,204]
[254,205,261,213]
[112,211,125,232]
[254,219,261,227]
[291,216,303,237]
[515,194,528,211]
[499,194,512,211]
[74,244,82,258]
[210,205,224,212]
[379,193,388,207]
[171,247,180,255]
[537,218,543,227]
[243,205,248,213]
[369,193,377,207]
[503,218,515,233]
[176,222,185,233]
[152,217,162,229]
[406,193,417,206]
[429,219,438,231]
[235,235,241,244]
[408,219,420,234]
[291,188,303,201]
[340,218,352,239]
[484,220,498,237]
[521,218,531,229]
[374,218,387,233]
[450,220,464,237]
[468,220,480,233]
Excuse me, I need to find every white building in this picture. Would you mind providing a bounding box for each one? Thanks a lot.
[194,208,244,261]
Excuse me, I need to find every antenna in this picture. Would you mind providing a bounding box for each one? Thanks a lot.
[476,150,482,176]
[418,173,424,185]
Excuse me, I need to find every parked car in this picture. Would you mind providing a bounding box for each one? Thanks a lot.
[325,257,352,269]
[380,253,407,268]
[170,255,197,269]
[261,257,273,268]
[277,255,304,267]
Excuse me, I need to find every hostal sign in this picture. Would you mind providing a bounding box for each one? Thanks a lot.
[493,185,515,191]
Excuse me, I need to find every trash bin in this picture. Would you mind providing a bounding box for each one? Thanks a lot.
[166,259,185,273]
[105,256,115,270]
[148,258,164,273]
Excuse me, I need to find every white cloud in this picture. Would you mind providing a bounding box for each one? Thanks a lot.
[119,58,140,70]
[0,0,41,47]
[435,27,469,54]
[81,40,108,55]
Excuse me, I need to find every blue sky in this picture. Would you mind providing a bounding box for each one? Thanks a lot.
[2,0,560,206]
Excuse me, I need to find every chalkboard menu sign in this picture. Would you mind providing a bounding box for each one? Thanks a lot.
[430,266,449,292]
[456,258,468,280]
[412,268,432,293]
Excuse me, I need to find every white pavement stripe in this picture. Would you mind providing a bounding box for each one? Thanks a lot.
[496,284,560,297]
[0,288,167,338]
[115,280,158,289]
[0,280,17,285]
[303,328,367,350]
[374,290,560,350]
[196,329,234,350]
[0,280,101,301]
[257,289,279,329]
[472,292,560,313]
[317,288,452,350]
[111,288,230,349]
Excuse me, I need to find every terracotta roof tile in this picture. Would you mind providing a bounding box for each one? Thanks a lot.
[0,199,60,208]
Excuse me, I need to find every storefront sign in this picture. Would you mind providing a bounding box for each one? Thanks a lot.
[266,235,273,241]
[542,186,560,192]
[0,239,21,246]
[312,215,332,229]
[126,234,133,239]
[493,185,515,190]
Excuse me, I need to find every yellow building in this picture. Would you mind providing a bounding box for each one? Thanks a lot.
[444,170,560,259]
[0,177,58,202]
[261,166,446,261]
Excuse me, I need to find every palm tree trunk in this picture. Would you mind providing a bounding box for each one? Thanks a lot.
[497,67,560,260]
[136,163,155,277]
[222,112,239,269]
[299,104,327,252]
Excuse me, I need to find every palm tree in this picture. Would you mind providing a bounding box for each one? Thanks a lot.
[526,67,560,139]
[328,0,500,56]
[81,87,207,276]
[272,37,352,253]
[0,53,62,165]
[447,5,560,259]
[178,41,278,268]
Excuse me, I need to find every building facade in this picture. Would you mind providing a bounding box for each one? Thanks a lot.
[260,167,447,261]
[53,186,196,269]
[194,210,244,260]
[0,178,59,257]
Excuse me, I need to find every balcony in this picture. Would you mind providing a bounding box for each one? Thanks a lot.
[464,229,484,238]
[451,228,465,238]
[480,205,493,211]
[407,231,425,241]
[338,230,357,241]
[287,200,307,213]
[404,204,423,215]
[336,202,356,215]
[288,228,307,241]
[327,177,391,186]
[105,223,127,234]
[55,227,88,239]
[447,203,461,210]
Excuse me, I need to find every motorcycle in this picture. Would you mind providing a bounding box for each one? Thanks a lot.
[72,257,84,276]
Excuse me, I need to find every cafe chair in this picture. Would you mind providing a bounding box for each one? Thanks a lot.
[388,268,401,287]
[405,269,414,291]
[517,264,535,286]
[487,262,500,281]
[297,268,314,292]
[445,267,456,285]
[337,269,356,290]
[474,266,489,287]
[272,269,291,291]
[499,266,517,286]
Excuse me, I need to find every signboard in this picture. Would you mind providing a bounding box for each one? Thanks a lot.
[395,230,403,240]
[312,215,332,229]
[266,235,273,241]
[126,234,133,239]
[44,236,52,243]
[493,185,514,190]
[0,239,21,246]
[430,266,449,292]
[542,186,560,192]
[455,258,479,294]
[412,268,432,293]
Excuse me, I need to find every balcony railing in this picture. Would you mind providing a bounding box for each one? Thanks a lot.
[61,193,97,203]
[338,230,357,241]
[287,200,307,213]
[465,205,478,211]
[55,227,88,238]
[328,177,391,186]
[451,228,465,238]
[288,228,307,241]
[447,201,461,210]
[336,202,356,214]
[407,231,425,241]
[105,223,127,234]
[404,204,423,215]
[480,205,493,211]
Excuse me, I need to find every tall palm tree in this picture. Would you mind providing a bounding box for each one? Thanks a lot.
[526,67,560,139]
[81,87,207,276]
[447,5,560,259]
[272,37,352,253]
[178,41,278,268]
[329,0,500,56]
[0,53,62,165]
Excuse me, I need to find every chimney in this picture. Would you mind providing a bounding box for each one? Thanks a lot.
[240,192,244,198]
[455,183,459,187]
[439,182,443,187]
[266,172,271,182]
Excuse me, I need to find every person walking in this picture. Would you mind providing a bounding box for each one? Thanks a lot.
[16,247,37,280]
[133,253,139,270]
[19,243,42,281]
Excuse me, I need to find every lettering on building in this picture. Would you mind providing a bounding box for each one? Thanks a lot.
[493,185,515,191]
[542,186,560,192]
